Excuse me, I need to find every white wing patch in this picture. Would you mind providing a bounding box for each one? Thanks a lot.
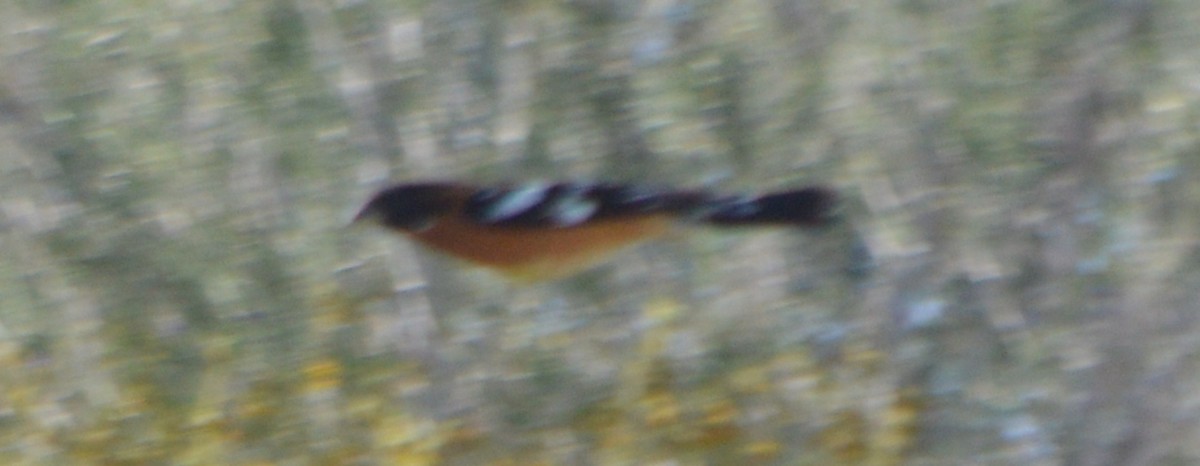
[468,182,692,228]
[689,195,758,221]
[618,186,665,211]
[722,196,761,218]
[549,192,599,226]
[479,183,548,222]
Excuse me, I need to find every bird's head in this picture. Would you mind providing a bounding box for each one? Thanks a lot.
[353,182,465,232]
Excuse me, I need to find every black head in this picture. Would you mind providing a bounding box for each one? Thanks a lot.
[354,182,463,231]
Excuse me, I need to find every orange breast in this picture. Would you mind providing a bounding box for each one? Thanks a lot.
[409,214,674,282]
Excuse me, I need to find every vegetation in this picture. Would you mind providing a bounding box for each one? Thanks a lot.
[1,0,1197,464]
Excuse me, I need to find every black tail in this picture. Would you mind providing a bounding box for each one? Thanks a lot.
[699,186,838,228]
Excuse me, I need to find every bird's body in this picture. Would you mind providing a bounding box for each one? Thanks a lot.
[354,181,837,282]
[408,210,673,281]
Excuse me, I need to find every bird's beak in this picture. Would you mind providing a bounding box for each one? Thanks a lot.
[349,206,377,227]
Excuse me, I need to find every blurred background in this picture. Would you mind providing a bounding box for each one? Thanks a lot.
[1,0,1198,464]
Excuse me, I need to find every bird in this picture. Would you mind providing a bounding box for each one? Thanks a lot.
[353,180,838,282]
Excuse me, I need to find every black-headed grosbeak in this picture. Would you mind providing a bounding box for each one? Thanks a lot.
[354,181,837,282]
